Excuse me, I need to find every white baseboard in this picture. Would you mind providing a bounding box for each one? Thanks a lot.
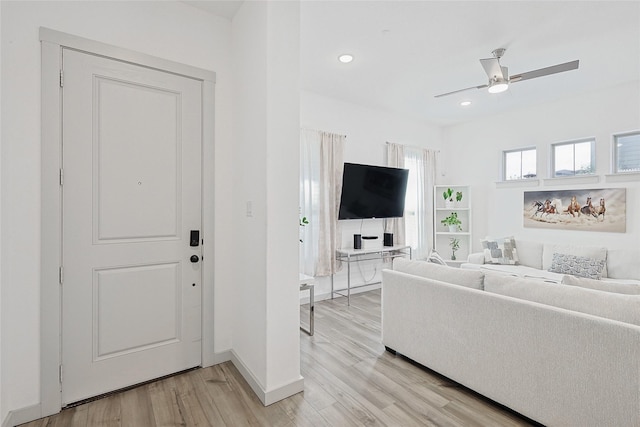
[229,350,304,406]
[2,403,42,427]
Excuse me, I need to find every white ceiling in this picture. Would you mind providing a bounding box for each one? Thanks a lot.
[186,1,640,127]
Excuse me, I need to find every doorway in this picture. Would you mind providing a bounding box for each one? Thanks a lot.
[40,28,216,415]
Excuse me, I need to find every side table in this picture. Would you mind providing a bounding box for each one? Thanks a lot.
[299,273,314,336]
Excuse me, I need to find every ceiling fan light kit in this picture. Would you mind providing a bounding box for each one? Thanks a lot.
[487,78,509,94]
[435,48,579,98]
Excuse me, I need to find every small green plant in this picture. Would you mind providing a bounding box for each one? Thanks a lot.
[299,216,309,242]
[455,191,463,202]
[442,188,454,202]
[440,212,462,231]
[449,237,460,260]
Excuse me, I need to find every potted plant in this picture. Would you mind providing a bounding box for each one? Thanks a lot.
[455,191,463,206]
[449,237,460,260]
[440,212,462,232]
[299,216,309,243]
[442,188,455,207]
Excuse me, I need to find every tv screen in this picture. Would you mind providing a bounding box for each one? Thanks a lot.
[338,163,409,220]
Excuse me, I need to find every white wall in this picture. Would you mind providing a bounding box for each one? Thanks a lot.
[300,90,443,299]
[0,1,234,421]
[232,1,302,403]
[0,2,3,422]
[443,80,640,252]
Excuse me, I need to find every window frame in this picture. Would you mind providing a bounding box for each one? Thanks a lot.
[612,130,640,174]
[550,137,596,178]
[502,147,537,181]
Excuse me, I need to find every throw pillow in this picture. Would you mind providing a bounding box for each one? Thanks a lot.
[562,274,640,295]
[426,249,447,265]
[480,236,519,265]
[542,244,608,277]
[549,253,605,280]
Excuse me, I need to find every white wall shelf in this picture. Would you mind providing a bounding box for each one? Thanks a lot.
[433,185,472,263]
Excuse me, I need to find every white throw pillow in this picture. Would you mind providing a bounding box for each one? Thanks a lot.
[426,249,447,265]
[549,252,605,279]
[480,236,519,265]
[542,244,607,277]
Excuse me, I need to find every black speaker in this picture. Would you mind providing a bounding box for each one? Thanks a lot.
[383,233,393,247]
[354,234,362,249]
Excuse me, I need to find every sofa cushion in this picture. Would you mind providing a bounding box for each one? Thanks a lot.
[481,236,519,265]
[514,240,543,270]
[542,244,607,277]
[562,274,640,295]
[484,274,640,326]
[548,252,606,279]
[479,265,565,283]
[393,258,484,290]
[606,249,640,280]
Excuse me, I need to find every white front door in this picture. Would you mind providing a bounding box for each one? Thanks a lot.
[61,48,203,405]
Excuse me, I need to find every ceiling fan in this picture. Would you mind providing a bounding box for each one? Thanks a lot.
[435,48,579,98]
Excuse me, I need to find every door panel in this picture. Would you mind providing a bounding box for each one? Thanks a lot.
[94,76,180,242]
[93,262,181,359]
[61,48,202,405]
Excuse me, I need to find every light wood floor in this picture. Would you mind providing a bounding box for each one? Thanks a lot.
[21,290,537,426]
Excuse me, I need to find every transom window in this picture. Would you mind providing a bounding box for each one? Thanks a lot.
[552,138,595,177]
[614,131,640,173]
[503,148,536,180]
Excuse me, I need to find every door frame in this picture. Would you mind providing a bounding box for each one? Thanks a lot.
[40,27,216,417]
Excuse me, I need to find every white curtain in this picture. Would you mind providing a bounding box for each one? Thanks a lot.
[386,143,406,245]
[387,142,438,260]
[300,129,345,277]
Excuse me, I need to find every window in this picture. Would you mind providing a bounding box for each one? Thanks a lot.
[552,138,595,177]
[503,148,536,180]
[614,131,640,173]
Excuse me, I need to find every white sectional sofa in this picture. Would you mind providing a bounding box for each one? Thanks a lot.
[382,257,640,427]
[461,238,640,290]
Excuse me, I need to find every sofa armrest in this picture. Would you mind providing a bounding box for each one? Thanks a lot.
[467,252,485,265]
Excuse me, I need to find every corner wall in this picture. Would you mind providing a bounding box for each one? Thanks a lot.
[443,80,640,252]
[231,0,302,404]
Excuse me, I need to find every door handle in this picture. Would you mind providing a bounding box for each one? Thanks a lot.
[190,255,199,263]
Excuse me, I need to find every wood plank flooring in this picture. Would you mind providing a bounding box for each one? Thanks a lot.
[20,290,537,426]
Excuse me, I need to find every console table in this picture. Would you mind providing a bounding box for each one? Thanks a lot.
[333,245,411,305]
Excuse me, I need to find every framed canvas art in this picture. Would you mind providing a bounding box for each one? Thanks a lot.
[523,188,626,232]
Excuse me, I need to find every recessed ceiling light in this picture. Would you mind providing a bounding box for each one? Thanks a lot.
[338,54,354,63]
[460,100,472,107]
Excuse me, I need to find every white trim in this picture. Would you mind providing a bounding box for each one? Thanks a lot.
[40,28,216,421]
[605,172,640,183]
[542,175,600,186]
[229,351,304,406]
[39,28,215,83]
[495,179,540,189]
[2,404,42,427]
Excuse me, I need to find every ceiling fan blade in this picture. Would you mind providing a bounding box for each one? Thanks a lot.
[434,84,488,98]
[510,60,579,83]
[480,58,504,79]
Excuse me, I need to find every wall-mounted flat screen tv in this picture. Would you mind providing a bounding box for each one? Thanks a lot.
[338,163,409,220]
